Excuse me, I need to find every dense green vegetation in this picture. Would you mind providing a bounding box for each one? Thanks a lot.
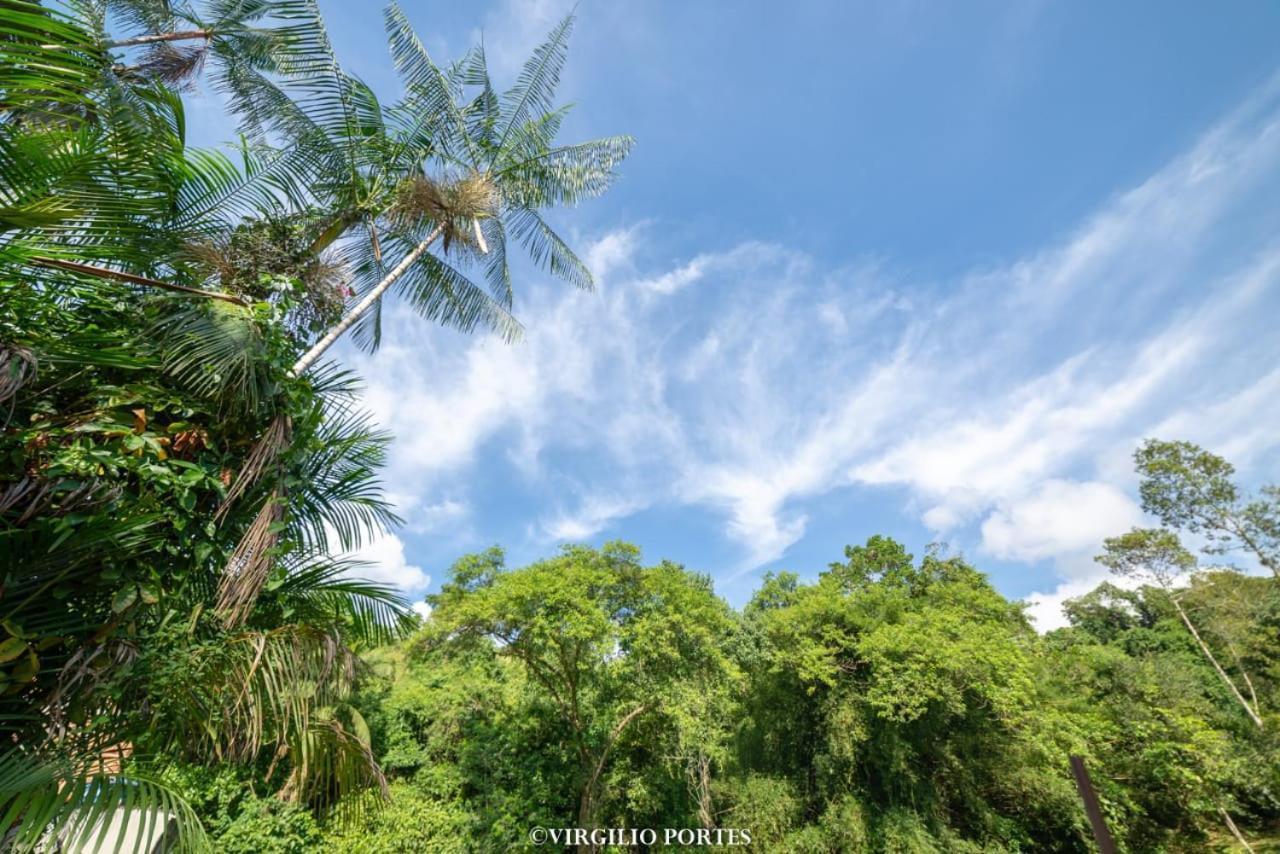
[1,0,626,848]
[3,0,1279,851]
[295,523,1278,852]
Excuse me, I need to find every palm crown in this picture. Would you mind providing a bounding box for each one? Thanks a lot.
[226,1,633,368]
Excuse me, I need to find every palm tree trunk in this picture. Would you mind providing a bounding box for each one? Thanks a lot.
[1169,591,1264,729]
[288,224,444,377]
[105,31,213,49]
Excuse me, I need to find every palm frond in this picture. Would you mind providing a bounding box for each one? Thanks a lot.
[290,403,399,553]
[490,13,574,168]
[0,749,209,854]
[138,623,387,813]
[479,214,512,306]
[381,231,522,343]
[384,2,476,164]
[273,557,416,647]
[0,1,104,120]
[497,135,635,207]
[152,298,277,416]
[216,489,286,629]
[507,205,593,289]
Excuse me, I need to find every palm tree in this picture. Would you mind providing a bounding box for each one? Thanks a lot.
[213,1,632,620]
[1,3,418,847]
[67,0,325,92]
[218,1,632,371]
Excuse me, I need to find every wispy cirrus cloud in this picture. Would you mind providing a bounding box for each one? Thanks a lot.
[342,73,1280,629]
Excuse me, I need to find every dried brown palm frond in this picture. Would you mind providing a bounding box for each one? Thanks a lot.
[43,640,140,746]
[180,236,238,287]
[215,414,289,521]
[0,345,36,404]
[135,42,209,89]
[391,172,496,253]
[1,477,123,526]
[216,490,285,629]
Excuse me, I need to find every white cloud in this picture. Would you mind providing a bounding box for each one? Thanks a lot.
[540,494,645,541]
[636,256,707,295]
[345,531,430,594]
[980,480,1144,563]
[1022,576,1104,632]
[336,72,1280,611]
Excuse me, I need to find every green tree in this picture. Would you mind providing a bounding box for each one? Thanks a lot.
[1098,528,1264,729]
[422,543,739,850]
[736,538,1084,851]
[1135,439,1280,577]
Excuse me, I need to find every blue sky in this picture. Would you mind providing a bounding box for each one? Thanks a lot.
[188,0,1280,627]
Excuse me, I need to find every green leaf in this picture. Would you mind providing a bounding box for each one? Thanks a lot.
[111,586,139,613]
[11,650,38,683]
[0,637,27,664]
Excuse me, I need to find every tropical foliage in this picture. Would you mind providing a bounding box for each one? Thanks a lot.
[305,441,1280,852]
[1,0,627,849]
[4,0,1280,852]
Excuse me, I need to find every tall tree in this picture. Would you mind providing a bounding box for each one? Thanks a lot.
[1135,439,1280,577]
[1097,528,1264,729]
[213,1,632,625]
[421,544,737,852]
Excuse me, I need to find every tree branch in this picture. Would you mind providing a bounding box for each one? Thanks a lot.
[1169,589,1263,729]
[106,30,213,49]
[30,257,246,306]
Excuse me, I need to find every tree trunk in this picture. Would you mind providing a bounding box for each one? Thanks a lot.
[1226,640,1261,716]
[1169,592,1264,729]
[1220,808,1256,853]
[695,754,715,830]
[575,784,595,854]
[106,30,213,49]
[289,224,443,377]
[574,703,649,854]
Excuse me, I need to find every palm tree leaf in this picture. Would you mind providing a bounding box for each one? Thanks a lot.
[507,206,592,289]
[151,298,276,416]
[0,1,104,118]
[273,556,416,647]
[0,749,210,853]
[384,2,476,164]
[490,13,574,169]
[497,135,634,207]
[392,241,523,342]
[290,402,400,553]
